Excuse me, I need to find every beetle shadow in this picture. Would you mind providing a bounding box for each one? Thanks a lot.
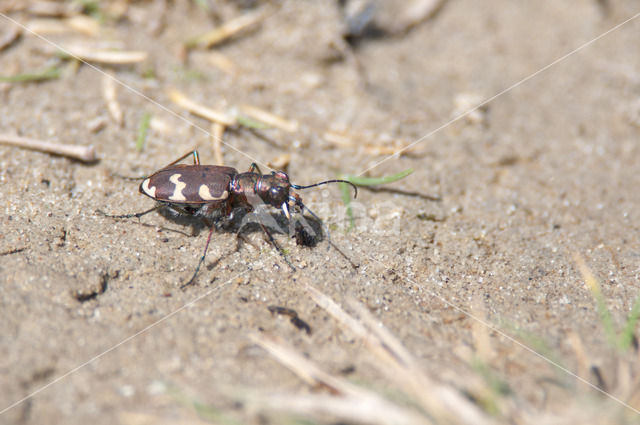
[225,209,324,248]
[156,207,209,236]
[156,206,324,247]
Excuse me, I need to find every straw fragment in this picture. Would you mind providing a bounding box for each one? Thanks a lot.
[324,129,419,156]
[61,44,148,64]
[189,9,267,49]
[26,16,100,36]
[102,75,123,126]
[306,285,494,425]
[204,51,238,75]
[268,153,290,171]
[0,25,21,51]
[240,104,299,132]
[211,122,225,165]
[0,134,97,162]
[167,89,236,126]
[249,333,429,425]
[27,1,82,17]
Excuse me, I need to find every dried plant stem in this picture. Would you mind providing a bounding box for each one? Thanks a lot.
[189,9,268,49]
[211,122,225,165]
[0,134,96,162]
[240,104,299,132]
[167,88,235,126]
[102,74,123,126]
[61,44,147,63]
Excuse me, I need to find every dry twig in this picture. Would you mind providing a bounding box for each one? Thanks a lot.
[0,134,97,162]
[102,75,123,126]
[249,333,429,425]
[189,8,268,49]
[0,25,21,51]
[168,88,235,126]
[61,43,147,64]
[211,122,225,166]
[306,285,494,425]
[240,104,299,133]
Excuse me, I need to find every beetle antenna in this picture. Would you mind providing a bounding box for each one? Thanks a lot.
[292,179,357,199]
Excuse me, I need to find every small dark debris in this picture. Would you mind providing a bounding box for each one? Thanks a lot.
[416,212,444,222]
[0,247,26,256]
[41,178,51,187]
[30,367,55,383]
[290,316,311,335]
[73,273,108,302]
[267,305,312,335]
[340,365,356,375]
[590,365,607,392]
[56,228,67,247]
[496,155,520,167]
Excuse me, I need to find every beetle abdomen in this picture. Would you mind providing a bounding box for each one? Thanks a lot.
[140,165,237,204]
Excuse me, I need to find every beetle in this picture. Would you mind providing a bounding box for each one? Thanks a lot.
[100,150,357,288]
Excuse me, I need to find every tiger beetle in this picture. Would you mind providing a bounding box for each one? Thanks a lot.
[100,150,357,288]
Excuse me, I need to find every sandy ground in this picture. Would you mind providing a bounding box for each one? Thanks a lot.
[2,1,640,424]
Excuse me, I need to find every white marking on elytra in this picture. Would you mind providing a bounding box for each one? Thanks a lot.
[168,174,187,201]
[141,178,156,197]
[198,184,229,201]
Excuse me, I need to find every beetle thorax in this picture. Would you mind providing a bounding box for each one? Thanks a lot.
[230,172,290,209]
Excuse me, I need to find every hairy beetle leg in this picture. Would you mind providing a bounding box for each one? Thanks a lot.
[96,205,163,219]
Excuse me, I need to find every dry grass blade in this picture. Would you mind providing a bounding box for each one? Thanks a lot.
[397,0,448,31]
[26,16,100,36]
[249,333,431,425]
[102,74,123,126]
[119,411,210,425]
[27,1,82,17]
[323,129,420,156]
[239,104,299,133]
[211,122,225,166]
[323,130,354,147]
[268,153,290,171]
[0,25,20,51]
[0,134,97,162]
[204,51,238,76]
[257,393,431,425]
[307,285,495,425]
[249,333,355,395]
[168,88,236,126]
[62,44,148,64]
[189,8,268,49]
[470,295,495,362]
[567,330,591,384]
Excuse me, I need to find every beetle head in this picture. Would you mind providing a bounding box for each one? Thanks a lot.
[256,171,292,209]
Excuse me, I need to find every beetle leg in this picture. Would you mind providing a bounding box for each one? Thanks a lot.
[181,223,216,289]
[166,204,194,216]
[164,149,200,168]
[248,162,262,174]
[96,205,163,219]
[258,221,296,272]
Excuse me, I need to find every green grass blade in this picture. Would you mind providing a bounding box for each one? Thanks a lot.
[337,169,413,231]
[341,169,413,186]
[237,114,270,129]
[339,182,355,230]
[0,66,60,83]
[136,112,152,152]
[618,296,640,351]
